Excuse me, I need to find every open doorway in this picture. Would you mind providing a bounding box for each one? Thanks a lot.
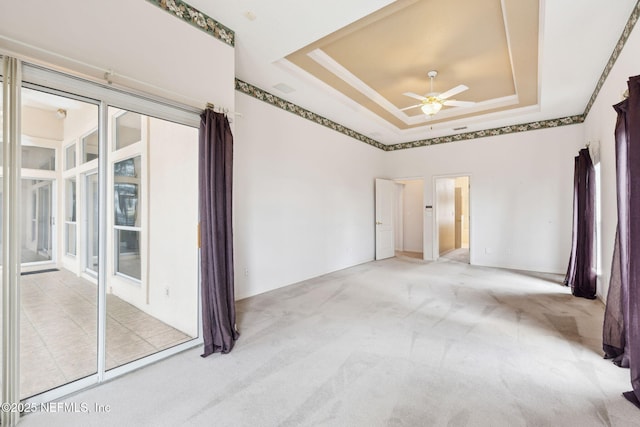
[394,178,424,260]
[434,175,470,263]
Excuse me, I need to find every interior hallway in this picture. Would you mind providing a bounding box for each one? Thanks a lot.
[440,248,470,264]
[18,257,640,426]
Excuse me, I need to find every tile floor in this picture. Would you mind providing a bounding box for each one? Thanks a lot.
[19,268,193,399]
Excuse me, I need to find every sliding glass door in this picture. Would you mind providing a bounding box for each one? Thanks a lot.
[2,57,201,422]
[20,87,99,399]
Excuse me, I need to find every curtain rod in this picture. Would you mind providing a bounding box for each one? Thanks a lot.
[205,102,242,117]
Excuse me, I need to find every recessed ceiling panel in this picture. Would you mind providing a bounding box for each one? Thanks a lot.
[286,0,538,129]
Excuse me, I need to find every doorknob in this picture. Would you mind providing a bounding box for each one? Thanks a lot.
[376,221,382,225]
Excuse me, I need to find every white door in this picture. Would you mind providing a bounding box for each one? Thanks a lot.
[375,178,395,260]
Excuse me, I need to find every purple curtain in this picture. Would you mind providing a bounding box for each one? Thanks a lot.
[603,74,640,408]
[199,109,239,356]
[563,148,596,299]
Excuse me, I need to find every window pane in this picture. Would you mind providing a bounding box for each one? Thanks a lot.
[82,130,98,163]
[115,112,141,151]
[66,178,76,222]
[86,172,99,273]
[66,223,77,256]
[22,146,55,170]
[116,229,140,280]
[65,143,76,170]
[65,178,77,256]
[114,156,141,227]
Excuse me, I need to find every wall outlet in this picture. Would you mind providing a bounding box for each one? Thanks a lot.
[244,268,249,277]
[485,247,492,254]
[164,287,170,297]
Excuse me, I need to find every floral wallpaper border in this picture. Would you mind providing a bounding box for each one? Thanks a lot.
[385,115,585,151]
[235,79,387,150]
[146,0,234,47]
[236,78,587,152]
[583,1,640,117]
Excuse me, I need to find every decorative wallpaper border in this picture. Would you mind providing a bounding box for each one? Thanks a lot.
[583,0,640,117]
[235,79,387,151]
[146,0,235,47]
[385,115,585,151]
[235,77,587,152]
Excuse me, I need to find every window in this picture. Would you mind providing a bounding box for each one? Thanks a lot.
[65,178,77,256]
[22,146,55,170]
[114,156,142,280]
[65,143,76,170]
[115,111,142,150]
[81,130,98,163]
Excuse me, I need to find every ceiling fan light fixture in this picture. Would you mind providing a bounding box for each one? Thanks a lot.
[421,98,443,115]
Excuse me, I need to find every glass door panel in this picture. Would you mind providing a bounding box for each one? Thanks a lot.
[19,87,99,399]
[105,108,198,370]
[3,60,201,408]
[0,73,4,401]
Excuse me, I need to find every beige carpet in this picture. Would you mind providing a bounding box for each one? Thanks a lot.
[19,257,640,426]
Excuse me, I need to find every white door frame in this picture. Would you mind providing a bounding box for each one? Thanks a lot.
[394,182,404,252]
[433,174,472,262]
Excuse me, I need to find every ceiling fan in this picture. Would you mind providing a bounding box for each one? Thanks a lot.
[402,70,475,116]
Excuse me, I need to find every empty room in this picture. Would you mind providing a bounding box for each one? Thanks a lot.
[2,0,640,426]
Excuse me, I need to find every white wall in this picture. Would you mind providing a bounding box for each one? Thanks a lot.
[388,125,584,273]
[0,0,234,112]
[583,13,640,300]
[234,92,386,299]
[145,118,199,336]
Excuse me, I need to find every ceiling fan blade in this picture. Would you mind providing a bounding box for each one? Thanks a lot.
[438,85,469,100]
[400,104,422,111]
[403,92,427,101]
[443,100,475,107]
